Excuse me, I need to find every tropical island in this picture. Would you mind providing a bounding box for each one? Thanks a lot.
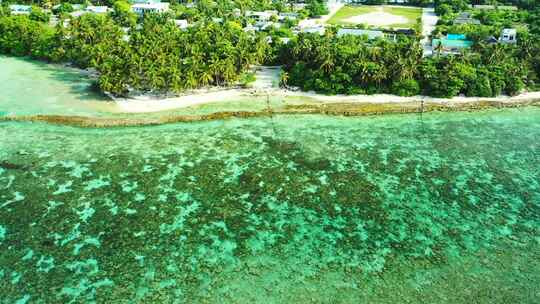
[0,0,539,117]
[1,1,540,303]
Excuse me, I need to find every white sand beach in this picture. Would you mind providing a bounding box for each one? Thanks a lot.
[114,88,540,113]
[113,89,247,113]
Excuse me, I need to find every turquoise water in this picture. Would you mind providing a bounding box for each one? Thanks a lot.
[0,55,539,302]
[0,56,308,119]
[1,109,539,303]
[0,56,118,116]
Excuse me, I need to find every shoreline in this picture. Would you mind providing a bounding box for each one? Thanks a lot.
[113,87,540,113]
[2,95,539,128]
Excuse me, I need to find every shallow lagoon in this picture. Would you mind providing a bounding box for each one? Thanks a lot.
[1,109,539,303]
[0,56,120,117]
[0,56,299,120]
[0,56,539,303]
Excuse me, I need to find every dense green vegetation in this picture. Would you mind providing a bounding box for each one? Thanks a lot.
[0,0,539,98]
[0,12,269,95]
[420,48,530,97]
[284,1,540,97]
[281,33,423,96]
[427,0,540,96]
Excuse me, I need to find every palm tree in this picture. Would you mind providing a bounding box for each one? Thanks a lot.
[280,71,289,87]
[199,68,213,86]
[434,41,444,58]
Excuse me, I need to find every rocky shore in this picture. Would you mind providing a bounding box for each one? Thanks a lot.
[2,97,539,128]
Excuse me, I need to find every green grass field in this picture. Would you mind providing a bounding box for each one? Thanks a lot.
[327,5,422,29]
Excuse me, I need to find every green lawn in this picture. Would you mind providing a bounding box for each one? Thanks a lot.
[327,5,422,29]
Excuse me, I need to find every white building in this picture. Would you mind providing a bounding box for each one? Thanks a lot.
[70,10,87,18]
[337,29,385,40]
[280,37,291,44]
[85,6,109,14]
[254,21,280,31]
[132,2,170,15]
[9,5,32,15]
[301,26,325,35]
[500,28,517,44]
[278,12,298,21]
[243,24,256,33]
[69,6,109,17]
[174,19,188,29]
[297,19,317,29]
[247,11,277,22]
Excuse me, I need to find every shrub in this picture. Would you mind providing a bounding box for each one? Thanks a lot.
[391,79,421,97]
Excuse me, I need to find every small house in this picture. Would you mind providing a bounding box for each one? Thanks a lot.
[174,19,188,29]
[131,0,161,3]
[297,19,317,29]
[472,5,517,11]
[254,21,280,31]
[337,29,385,40]
[278,12,298,21]
[247,11,276,22]
[300,26,325,35]
[485,36,498,44]
[280,37,291,44]
[9,5,32,15]
[500,28,517,44]
[293,3,306,11]
[244,24,257,33]
[132,2,170,15]
[85,6,109,14]
[454,12,481,25]
[70,10,87,18]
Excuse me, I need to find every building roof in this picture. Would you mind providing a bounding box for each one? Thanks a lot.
[297,19,317,29]
[301,26,325,35]
[337,29,384,39]
[447,34,467,40]
[70,10,87,18]
[131,0,162,3]
[86,6,109,13]
[454,18,481,25]
[454,13,481,25]
[485,36,498,44]
[502,28,517,35]
[132,2,170,11]
[174,19,188,29]
[247,11,277,20]
[472,5,517,10]
[9,5,31,11]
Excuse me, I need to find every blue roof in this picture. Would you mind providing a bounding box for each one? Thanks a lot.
[447,34,467,40]
[433,38,473,49]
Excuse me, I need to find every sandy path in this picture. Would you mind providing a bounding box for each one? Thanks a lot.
[320,1,344,24]
[421,7,438,57]
[252,66,282,90]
